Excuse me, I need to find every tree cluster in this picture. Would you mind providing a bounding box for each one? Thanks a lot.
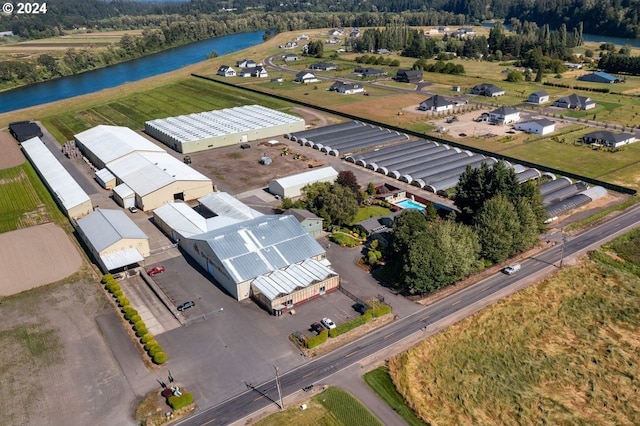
[354,55,400,67]
[598,53,640,76]
[413,59,465,75]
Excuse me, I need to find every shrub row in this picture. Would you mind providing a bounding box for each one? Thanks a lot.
[101,274,167,364]
[370,304,392,318]
[329,311,373,338]
[305,329,328,349]
[168,392,194,410]
[543,81,610,93]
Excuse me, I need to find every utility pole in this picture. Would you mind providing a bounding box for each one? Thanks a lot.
[559,232,568,268]
[274,365,284,410]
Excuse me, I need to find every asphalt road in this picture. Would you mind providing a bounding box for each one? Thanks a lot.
[175,204,640,426]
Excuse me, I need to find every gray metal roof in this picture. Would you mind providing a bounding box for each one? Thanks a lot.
[198,192,263,221]
[289,121,364,142]
[77,209,148,252]
[153,202,208,238]
[252,258,336,301]
[516,168,542,183]
[540,177,572,196]
[545,194,592,217]
[101,248,144,271]
[21,137,92,212]
[270,166,338,190]
[192,215,325,284]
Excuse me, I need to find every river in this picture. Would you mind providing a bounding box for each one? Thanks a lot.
[0,30,265,114]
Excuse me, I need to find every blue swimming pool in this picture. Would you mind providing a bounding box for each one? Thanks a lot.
[395,199,426,211]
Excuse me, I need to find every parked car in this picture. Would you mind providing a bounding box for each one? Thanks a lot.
[128,206,138,213]
[352,303,367,314]
[177,301,195,311]
[503,263,521,275]
[310,322,324,334]
[240,143,250,149]
[321,317,336,329]
[147,265,165,276]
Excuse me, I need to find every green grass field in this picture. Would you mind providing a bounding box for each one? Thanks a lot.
[363,367,428,426]
[253,386,383,426]
[387,235,640,425]
[41,78,296,143]
[0,163,66,232]
[351,206,393,224]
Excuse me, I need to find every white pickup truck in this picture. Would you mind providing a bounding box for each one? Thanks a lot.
[503,263,521,275]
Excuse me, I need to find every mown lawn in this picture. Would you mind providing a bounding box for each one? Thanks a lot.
[0,163,65,232]
[254,386,383,426]
[388,238,640,425]
[351,206,393,224]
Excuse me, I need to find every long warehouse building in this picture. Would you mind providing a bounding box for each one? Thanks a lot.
[145,105,306,153]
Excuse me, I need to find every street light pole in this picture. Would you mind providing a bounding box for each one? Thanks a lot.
[274,365,284,410]
[559,233,568,268]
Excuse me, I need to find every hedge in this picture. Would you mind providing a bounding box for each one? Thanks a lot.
[140,333,154,344]
[134,322,148,337]
[305,329,328,349]
[153,351,168,364]
[148,346,162,357]
[105,282,121,294]
[129,314,141,324]
[144,340,159,351]
[123,308,138,321]
[117,296,130,307]
[167,392,193,409]
[329,311,373,338]
[370,305,392,317]
[112,289,124,299]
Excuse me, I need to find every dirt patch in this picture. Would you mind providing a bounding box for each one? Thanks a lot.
[0,222,82,296]
[0,131,25,169]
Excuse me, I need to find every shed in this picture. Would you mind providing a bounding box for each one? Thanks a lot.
[578,71,621,84]
[515,118,555,135]
[269,166,338,198]
[9,121,43,142]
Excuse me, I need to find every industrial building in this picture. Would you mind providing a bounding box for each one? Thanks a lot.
[152,195,339,315]
[75,125,213,211]
[9,121,43,142]
[269,166,338,199]
[144,105,306,154]
[76,208,150,272]
[21,137,93,220]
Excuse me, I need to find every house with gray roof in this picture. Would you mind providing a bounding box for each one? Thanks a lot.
[470,83,505,97]
[553,94,596,110]
[419,95,465,112]
[515,118,556,135]
[310,62,337,71]
[578,71,621,84]
[285,208,323,238]
[528,90,549,104]
[583,130,636,147]
[489,106,520,124]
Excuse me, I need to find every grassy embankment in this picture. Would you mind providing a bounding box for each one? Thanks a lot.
[0,162,67,232]
[382,228,640,425]
[253,386,383,426]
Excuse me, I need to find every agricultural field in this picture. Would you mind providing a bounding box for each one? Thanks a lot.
[387,234,640,426]
[0,163,65,232]
[253,386,383,426]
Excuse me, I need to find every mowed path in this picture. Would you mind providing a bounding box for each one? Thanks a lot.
[0,132,26,169]
[0,222,82,295]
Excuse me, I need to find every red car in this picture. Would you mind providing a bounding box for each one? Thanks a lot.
[147,266,165,276]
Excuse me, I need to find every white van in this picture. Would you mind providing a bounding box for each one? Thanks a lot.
[503,263,521,275]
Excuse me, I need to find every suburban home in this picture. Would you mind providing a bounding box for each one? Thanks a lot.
[515,118,556,135]
[283,41,298,49]
[489,106,520,124]
[294,71,319,84]
[283,54,299,62]
[394,69,423,84]
[354,210,404,246]
[528,90,550,104]
[251,65,269,78]
[310,62,337,71]
[470,83,505,97]
[349,28,360,37]
[376,48,391,55]
[578,71,621,84]
[296,34,309,40]
[354,67,386,77]
[452,27,476,38]
[236,59,257,68]
[216,65,236,77]
[328,28,343,36]
[553,94,596,110]
[329,81,365,94]
[327,37,341,44]
[583,130,636,147]
[419,95,461,112]
[237,69,253,78]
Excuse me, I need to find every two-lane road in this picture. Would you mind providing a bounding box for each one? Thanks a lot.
[179,204,640,426]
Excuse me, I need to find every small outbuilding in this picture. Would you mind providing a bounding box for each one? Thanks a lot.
[269,166,338,199]
[76,208,150,272]
[9,121,43,142]
[515,119,556,135]
[285,208,324,238]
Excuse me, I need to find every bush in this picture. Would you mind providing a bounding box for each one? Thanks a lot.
[134,321,148,336]
[140,333,154,344]
[105,282,120,293]
[101,274,114,284]
[153,351,168,364]
[305,329,328,349]
[123,307,138,321]
[112,289,124,298]
[167,392,193,409]
[148,345,162,357]
[117,296,130,307]
[130,314,141,324]
[144,339,159,351]
[370,304,392,318]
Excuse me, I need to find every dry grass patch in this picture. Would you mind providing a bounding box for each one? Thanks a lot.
[388,258,640,426]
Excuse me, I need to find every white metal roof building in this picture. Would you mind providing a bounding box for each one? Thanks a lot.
[269,166,339,198]
[144,105,307,153]
[74,125,213,211]
[153,201,243,241]
[76,209,150,272]
[21,137,93,219]
[198,192,263,221]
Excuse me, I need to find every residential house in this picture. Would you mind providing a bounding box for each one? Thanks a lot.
[349,28,360,37]
[327,37,341,45]
[296,34,309,41]
[578,71,621,84]
[470,83,505,97]
[236,59,257,68]
[328,28,344,36]
[294,71,319,84]
[283,41,298,49]
[583,130,636,147]
[394,69,423,83]
[252,65,269,78]
[528,90,550,104]
[515,119,556,135]
[216,65,236,77]
[285,208,323,239]
[310,62,337,71]
[237,68,253,78]
[376,48,391,55]
[553,94,596,110]
[329,81,365,94]
[283,54,299,62]
[489,106,520,124]
[437,26,450,33]
[452,27,476,38]
[564,62,583,69]
[419,95,459,112]
[354,67,386,77]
